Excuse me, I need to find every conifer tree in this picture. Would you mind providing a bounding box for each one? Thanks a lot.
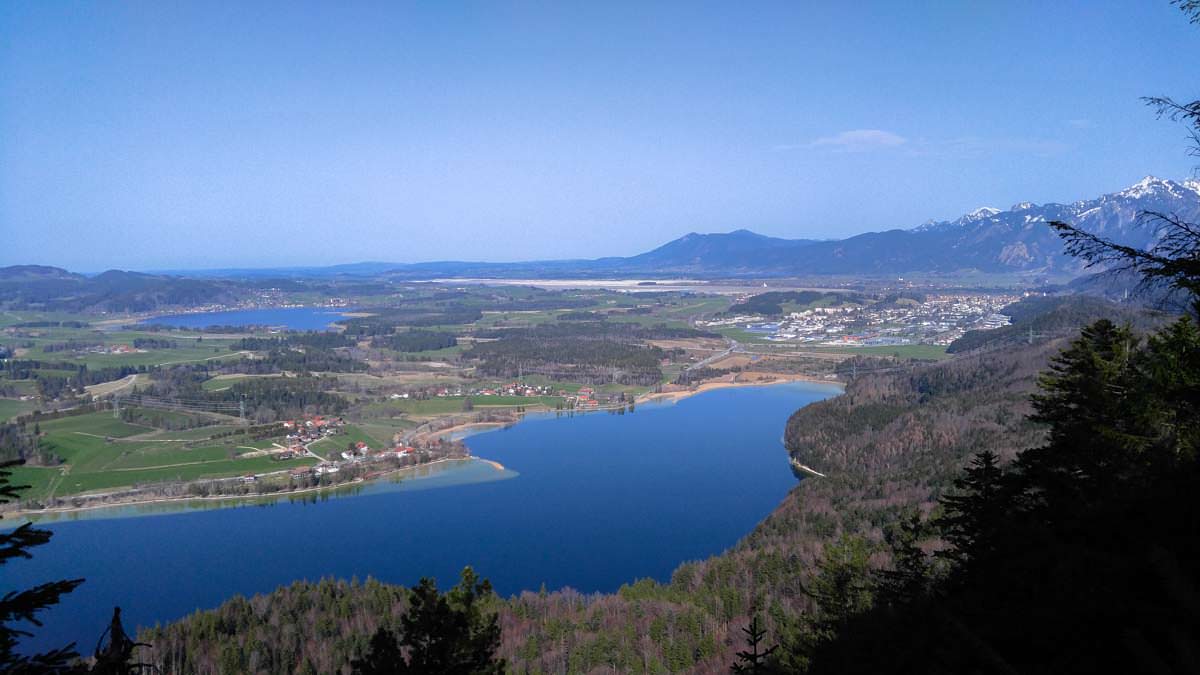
[935,450,1007,569]
[352,566,503,675]
[731,613,777,674]
[875,512,936,606]
[0,460,85,673]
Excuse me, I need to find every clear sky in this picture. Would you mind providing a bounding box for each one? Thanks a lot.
[2,1,1197,271]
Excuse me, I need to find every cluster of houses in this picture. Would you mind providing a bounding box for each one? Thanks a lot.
[571,386,602,409]
[306,442,432,479]
[698,293,1023,348]
[276,414,433,477]
[389,382,560,400]
[281,415,345,445]
[270,415,346,460]
[87,344,144,355]
[474,382,556,397]
[339,440,418,462]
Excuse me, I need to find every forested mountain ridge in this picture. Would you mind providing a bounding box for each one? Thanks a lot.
[797,319,1200,673]
[0,265,83,282]
[946,293,1166,353]
[135,297,1142,673]
[0,267,246,313]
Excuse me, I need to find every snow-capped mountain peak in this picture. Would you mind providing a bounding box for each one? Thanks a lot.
[912,206,1003,232]
[1112,175,1200,202]
[1118,175,1174,199]
[967,207,1001,219]
[905,177,1200,270]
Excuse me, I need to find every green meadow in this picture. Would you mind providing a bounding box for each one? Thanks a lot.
[57,455,318,495]
[0,398,34,422]
[308,424,388,459]
[20,410,306,498]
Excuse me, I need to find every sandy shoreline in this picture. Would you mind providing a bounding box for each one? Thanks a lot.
[636,373,843,404]
[428,376,845,439]
[3,456,479,523]
[789,457,828,478]
[414,420,510,443]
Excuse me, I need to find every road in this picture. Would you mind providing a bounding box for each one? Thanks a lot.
[685,338,740,371]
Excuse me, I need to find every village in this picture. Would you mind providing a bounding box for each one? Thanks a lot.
[260,414,467,486]
[388,382,613,409]
[388,381,557,400]
[698,292,1024,347]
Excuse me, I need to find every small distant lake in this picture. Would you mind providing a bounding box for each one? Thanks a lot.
[143,307,356,331]
[10,381,841,653]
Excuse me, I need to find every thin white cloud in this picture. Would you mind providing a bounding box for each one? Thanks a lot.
[776,129,909,153]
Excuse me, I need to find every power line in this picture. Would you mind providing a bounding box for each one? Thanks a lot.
[121,396,240,409]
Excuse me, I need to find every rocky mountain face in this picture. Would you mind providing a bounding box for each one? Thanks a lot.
[643,176,1200,277]
[898,176,1200,275]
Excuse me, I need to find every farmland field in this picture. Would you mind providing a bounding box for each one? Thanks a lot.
[0,398,34,421]
[307,424,388,459]
[57,455,318,494]
[17,411,308,497]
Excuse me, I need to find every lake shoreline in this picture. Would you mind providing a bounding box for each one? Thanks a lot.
[636,373,843,405]
[11,379,842,652]
[3,456,488,524]
[7,379,842,524]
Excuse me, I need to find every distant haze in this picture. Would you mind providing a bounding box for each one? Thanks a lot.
[1,2,1197,271]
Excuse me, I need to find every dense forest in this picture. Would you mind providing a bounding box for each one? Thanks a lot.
[794,314,1200,674]
[946,294,1159,353]
[467,338,665,385]
[2,360,147,400]
[0,419,41,464]
[232,333,358,351]
[369,330,458,352]
[134,368,350,422]
[471,322,713,342]
[226,347,367,375]
[463,322,709,386]
[726,292,859,317]
[338,307,484,335]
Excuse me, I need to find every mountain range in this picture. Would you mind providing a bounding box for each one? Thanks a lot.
[6,177,1200,284]
[381,176,1200,279]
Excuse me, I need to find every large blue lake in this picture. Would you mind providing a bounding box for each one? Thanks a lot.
[144,307,355,331]
[11,381,840,653]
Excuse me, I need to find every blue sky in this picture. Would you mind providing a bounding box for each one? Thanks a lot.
[2,1,1197,271]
